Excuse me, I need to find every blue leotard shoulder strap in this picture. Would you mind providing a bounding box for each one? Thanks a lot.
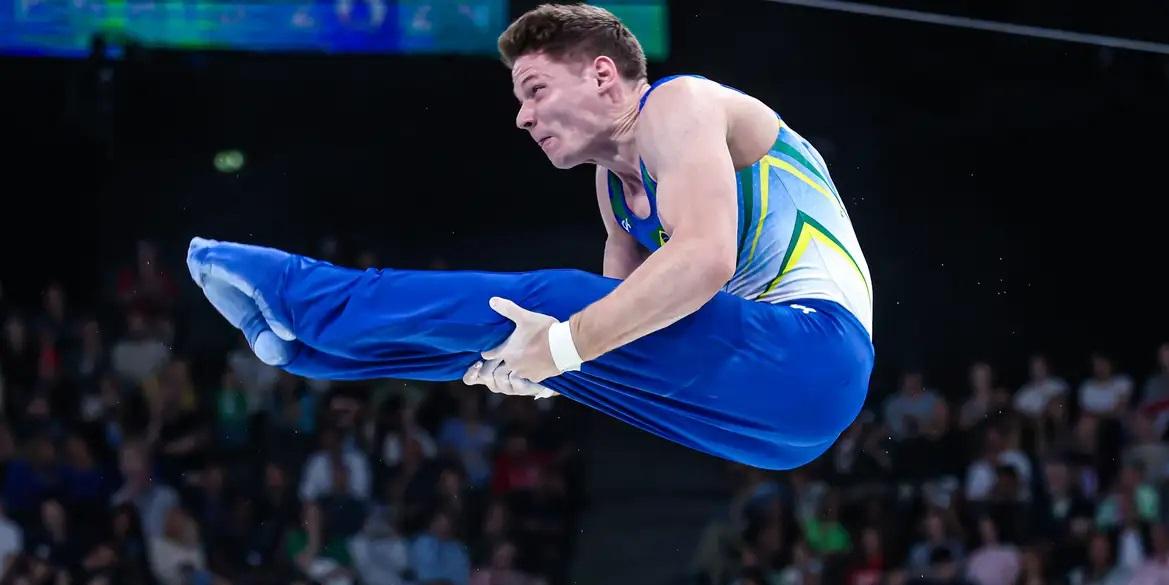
[638,74,709,112]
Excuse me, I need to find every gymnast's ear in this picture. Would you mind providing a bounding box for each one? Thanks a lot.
[590,55,621,91]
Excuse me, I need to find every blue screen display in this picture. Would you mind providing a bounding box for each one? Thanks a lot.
[0,0,508,57]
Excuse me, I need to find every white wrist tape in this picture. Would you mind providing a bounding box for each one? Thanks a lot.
[547,320,583,372]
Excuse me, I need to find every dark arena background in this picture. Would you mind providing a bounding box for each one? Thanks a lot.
[1,1,1168,584]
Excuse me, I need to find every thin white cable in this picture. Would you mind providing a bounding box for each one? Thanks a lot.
[765,0,1169,56]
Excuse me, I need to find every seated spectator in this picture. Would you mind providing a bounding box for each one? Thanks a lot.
[1079,353,1133,418]
[776,539,822,585]
[23,498,82,575]
[843,526,886,585]
[1124,411,1169,485]
[1097,463,1160,528]
[1,433,63,526]
[214,367,250,450]
[148,506,213,585]
[958,362,1010,431]
[802,490,851,557]
[965,516,1021,585]
[1067,531,1133,585]
[0,502,23,576]
[115,239,178,335]
[1129,522,1169,584]
[66,317,109,402]
[907,547,977,585]
[1014,354,1070,419]
[376,395,437,469]
[1,313,39,409]
[348,508,410,585]
[883,370,943,441]
[1139,343,1169,435]
[1033,458,1096,542]
[111,439,179,539]
[300,427,371,504]
[907,508,966,573]
[491,428,553,497]
[438,392,497,491]
[60,431,114,531]
[471,540,547,585]
[111,310,170,388]
[410,508,471,585]
[964,425,1031,503]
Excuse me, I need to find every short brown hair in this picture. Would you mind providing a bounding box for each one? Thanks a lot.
[498,3,647,81]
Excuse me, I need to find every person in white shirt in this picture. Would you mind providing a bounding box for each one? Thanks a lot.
[1079,353,1133,418]
[1014,354,1069,419]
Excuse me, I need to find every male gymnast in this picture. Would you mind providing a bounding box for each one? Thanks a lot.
[186,3,875,470]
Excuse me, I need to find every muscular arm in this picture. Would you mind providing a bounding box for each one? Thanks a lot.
[570,80,739,362]
[595,166,649,279]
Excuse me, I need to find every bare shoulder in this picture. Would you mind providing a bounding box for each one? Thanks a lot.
[638,77,777,171]
[636,77,726,137]
[636,78,730,169]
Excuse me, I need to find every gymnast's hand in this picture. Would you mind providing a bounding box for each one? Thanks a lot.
[481,296,560,383]
[462,359,557,399]
[186,237,300,367]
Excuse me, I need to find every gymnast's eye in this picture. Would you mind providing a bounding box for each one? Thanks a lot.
[532,85,546,97]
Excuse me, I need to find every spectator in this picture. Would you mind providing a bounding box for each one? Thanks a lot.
[958,362,1007,431]
[148,506,210,585]
[60,431,114,526]
[1,314,38,409]
[111,439,179,539]
[23,498,81,576]
[1033,458,1095,542]
[491,429,552,497]
[775,539,822,585]
[226,336,279,414]
[1079,353,1133,418]
[115,240,178,334]
[111,311,170,388]
[348,508,410,585]
[1,434,62,525]
[214,367,249,450]
[438,393,497,490]
[410,508,471,585]
[470,540,546,585]
[147,359,209,484]
[1129,522,1169,584]
[1014,354,1069,419]
[802,490,850,557]
[300,426,371,503]
[1139,343,1169,435]
[35,283,74,355]
[964,516,1020,585]
[1096,462,1160,529]
[843,526,886,585]
[1123,411,1169,484]
[907,509,965,573]
[1067,531,1132,585]
[68,318,109,419]
[883,370,943,441]
[249,462,299,569]
[0,503,23,577]
[376,396,438,469]
[906,547,975,585]
[964,425,1031,503]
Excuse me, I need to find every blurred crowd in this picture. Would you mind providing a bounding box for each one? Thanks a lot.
[693,345,1169,585]
[0,239,586,585]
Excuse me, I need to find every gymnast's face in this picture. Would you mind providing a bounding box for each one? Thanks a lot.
[511,52,615,169]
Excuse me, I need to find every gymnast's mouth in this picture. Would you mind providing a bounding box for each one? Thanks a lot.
[537,136,553,148]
